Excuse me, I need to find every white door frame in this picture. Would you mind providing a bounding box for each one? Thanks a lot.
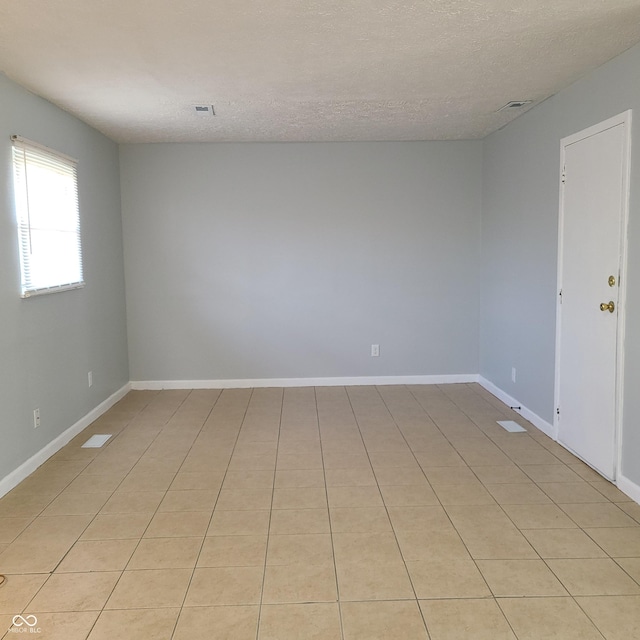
[554,110,632,479]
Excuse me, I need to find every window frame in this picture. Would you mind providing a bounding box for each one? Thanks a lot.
[11,135,85,298]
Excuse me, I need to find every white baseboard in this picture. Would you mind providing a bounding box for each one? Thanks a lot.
[0,382,131,500]
[131,373,479,391]
[478,376,555,439]
[617,474,640,504]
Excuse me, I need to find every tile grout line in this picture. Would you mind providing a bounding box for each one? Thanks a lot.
[399,384,524,637]
[167,388,248,639]
[376,385,504,636]
[344,386,432,639]
[315,386,346,640]
[89,391,211,633]
[83,389,207,638]
[255,387,284,640]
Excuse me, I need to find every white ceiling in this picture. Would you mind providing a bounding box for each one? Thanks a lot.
[2,1,640,143]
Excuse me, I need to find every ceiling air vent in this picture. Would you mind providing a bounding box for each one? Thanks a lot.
[193,104,215,116]
[496,100,533,112]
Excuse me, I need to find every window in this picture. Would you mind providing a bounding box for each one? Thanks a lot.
[11,135,84,298]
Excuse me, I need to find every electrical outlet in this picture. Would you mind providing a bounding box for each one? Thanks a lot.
[511,367,517,383]
[33,408,40,429]
[371,344,380,357]
[88,371,93,387]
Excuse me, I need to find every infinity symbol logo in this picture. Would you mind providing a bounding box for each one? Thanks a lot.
[12,615,38,627]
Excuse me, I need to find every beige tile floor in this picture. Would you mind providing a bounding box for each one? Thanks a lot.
[0,383,639,639]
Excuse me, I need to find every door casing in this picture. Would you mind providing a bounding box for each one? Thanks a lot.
[554,110,632,480]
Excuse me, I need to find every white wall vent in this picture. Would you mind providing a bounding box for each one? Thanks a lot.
[496,100,533,112]
[193,104,215,116]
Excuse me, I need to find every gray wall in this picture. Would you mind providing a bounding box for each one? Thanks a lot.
[0,74,129,480]
[480,43,640,485]
[120,141,482,381]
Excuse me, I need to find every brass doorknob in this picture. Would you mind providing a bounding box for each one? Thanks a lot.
[600,301,615,313]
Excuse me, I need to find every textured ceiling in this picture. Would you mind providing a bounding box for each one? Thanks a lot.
[2,1,640,142]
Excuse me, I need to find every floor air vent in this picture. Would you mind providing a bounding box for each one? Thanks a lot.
[497,420,526,433]
[81,434,112,448]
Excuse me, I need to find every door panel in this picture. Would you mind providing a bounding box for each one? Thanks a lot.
[557,120,627,480]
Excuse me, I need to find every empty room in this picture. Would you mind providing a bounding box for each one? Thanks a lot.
[2,1,640,638]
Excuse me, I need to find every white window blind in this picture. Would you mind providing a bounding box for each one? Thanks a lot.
[11,135,84,298]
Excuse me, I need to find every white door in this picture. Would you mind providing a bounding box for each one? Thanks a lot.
[556,112,631,481]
